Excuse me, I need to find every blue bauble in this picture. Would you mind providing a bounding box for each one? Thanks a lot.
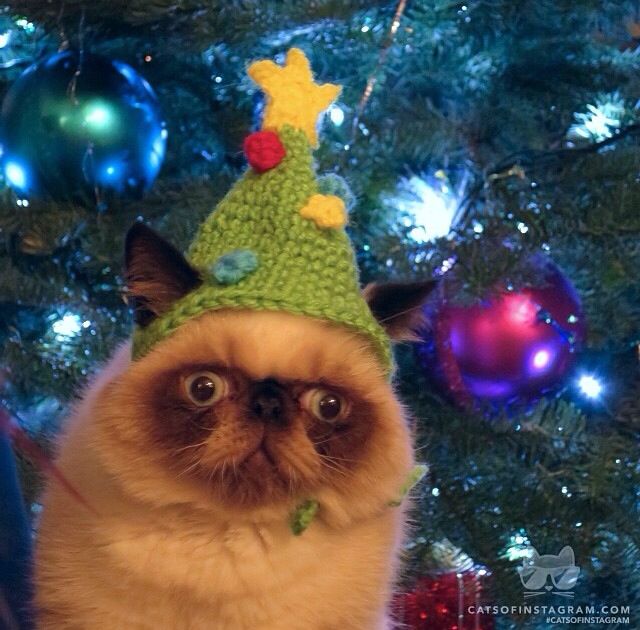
[0,50,166,202]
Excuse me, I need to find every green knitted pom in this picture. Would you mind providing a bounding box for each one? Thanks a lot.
[290,498,319,535]
[212,249,258,285]
[317,174,355,211]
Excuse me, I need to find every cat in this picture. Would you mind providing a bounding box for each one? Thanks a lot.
[518,546,580,598]
[34,223,436,629]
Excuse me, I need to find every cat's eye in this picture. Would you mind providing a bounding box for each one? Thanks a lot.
[302,388,350,423]
[184,371,228,407]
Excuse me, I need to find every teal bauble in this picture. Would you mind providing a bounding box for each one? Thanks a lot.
[0,50,166,203]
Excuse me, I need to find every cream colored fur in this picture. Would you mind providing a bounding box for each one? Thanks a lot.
[35,310,414,629]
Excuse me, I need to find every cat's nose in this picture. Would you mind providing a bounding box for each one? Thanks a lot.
[249,379,286,425]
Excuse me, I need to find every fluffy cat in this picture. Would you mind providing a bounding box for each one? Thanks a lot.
[36,46,436,629]
[34,225,435,629]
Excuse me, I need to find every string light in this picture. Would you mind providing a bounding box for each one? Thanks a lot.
[438,257,456,274]
[569,93,625,142]
[52,313,82,337]
[328,104,345,126]
[503,530,534,561]
[51,313,91,338]
[577,375,603,399]
[15,18,35,33]
[392,174,460,243]
[5,161,27,191]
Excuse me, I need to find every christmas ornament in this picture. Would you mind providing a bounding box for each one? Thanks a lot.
[420,259,586,405]
[0,49,166,202]
[392,539,494,630]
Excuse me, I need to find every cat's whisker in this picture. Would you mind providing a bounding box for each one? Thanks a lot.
[288,465,296,496]
[320,453,359,464]
[317,455,348,477]
[312,431,352,448]
[177,457,204,479]
[317,452,352,467]
[173,441,208,455]
[231,457,238,481]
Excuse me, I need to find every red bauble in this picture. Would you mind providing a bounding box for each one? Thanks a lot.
[419,259,586,405]
[392,569,494,630]
[243,130,286,173]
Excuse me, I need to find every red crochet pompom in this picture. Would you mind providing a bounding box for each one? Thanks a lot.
[243,130,286,173]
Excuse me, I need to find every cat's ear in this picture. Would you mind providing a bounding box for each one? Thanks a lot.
[557,546,575,564]
[529,548,540,563]
[363,279,437,341]
[124,223,201,327]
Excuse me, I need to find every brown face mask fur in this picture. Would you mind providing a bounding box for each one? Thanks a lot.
[138,359,376,508]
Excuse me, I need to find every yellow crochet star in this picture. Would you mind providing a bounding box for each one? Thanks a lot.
[300,194,347,229]
[248,48,341,147]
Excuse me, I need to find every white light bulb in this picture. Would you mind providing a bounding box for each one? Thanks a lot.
[578,375,603,399]
[394,175,458,243]
[328,104,344,126]
[52,313,82,337]
[5,161,27,190]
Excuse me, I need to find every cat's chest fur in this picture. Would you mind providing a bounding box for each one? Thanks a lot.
[103,506,394,625]
[39,490,398,629]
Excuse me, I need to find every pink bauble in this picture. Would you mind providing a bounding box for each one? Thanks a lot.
[421,261,586,405]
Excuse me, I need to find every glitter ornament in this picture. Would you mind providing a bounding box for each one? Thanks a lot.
[392,540,494,630]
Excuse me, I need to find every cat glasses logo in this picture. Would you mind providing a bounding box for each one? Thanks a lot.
[518,546,580,599]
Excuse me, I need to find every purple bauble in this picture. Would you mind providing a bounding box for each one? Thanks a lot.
[419,260,586,405]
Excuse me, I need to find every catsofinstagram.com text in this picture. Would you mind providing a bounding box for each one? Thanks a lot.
[468,604,631,625]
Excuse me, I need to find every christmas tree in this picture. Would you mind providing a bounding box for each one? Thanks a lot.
[1,1,639,628]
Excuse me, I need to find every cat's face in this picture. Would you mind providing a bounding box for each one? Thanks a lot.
[92,224,435,521]
[96,310,410,518]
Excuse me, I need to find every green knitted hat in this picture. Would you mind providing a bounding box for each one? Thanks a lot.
[131,48,392,372]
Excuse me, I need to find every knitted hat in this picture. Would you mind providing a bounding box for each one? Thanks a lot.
[132,48,392,372]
